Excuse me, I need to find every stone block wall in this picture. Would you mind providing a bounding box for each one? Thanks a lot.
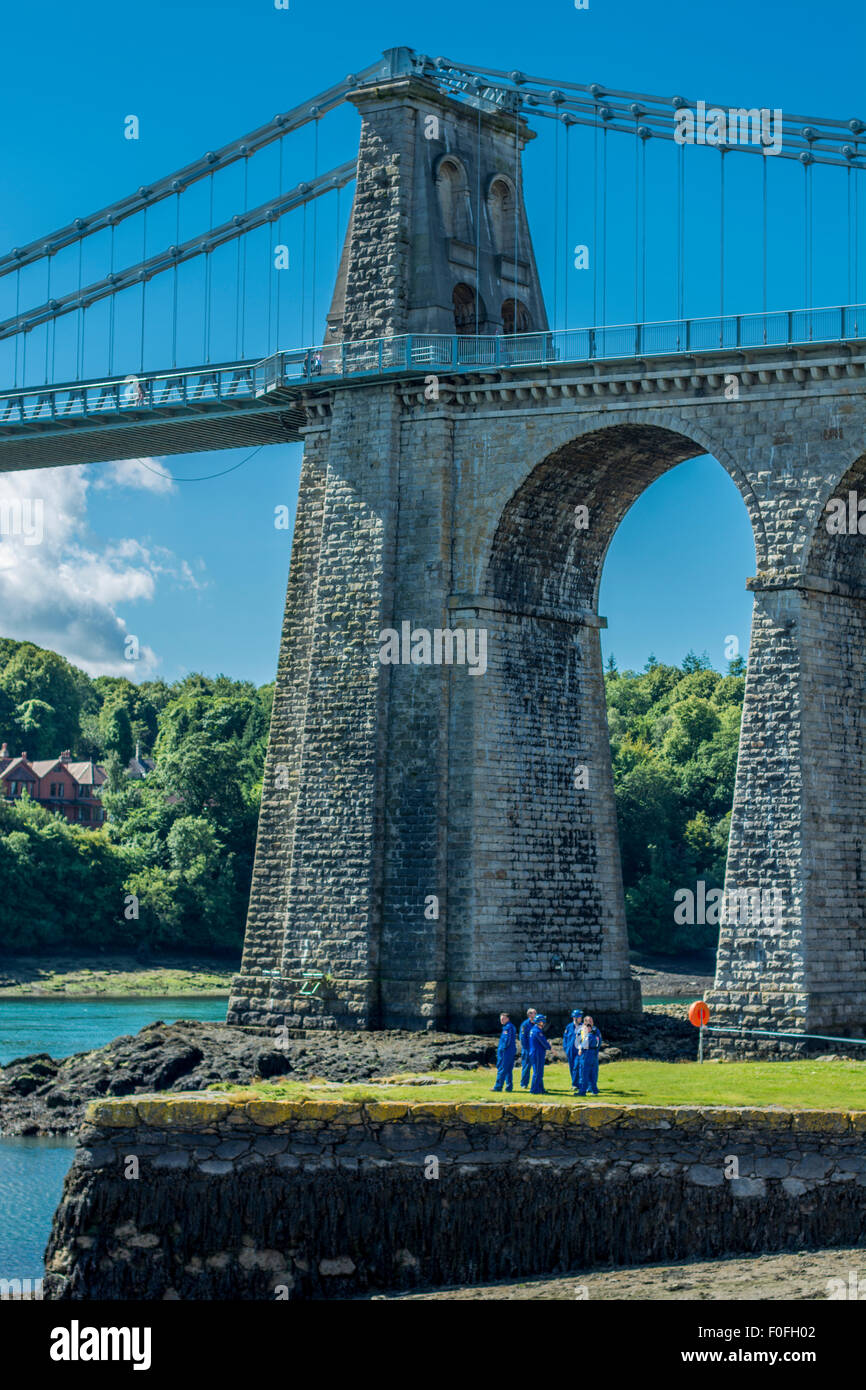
[233,44,866,1040]
[45,1096,866,1300]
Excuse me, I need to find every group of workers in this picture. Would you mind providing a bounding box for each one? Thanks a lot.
[493,1006,603,1097]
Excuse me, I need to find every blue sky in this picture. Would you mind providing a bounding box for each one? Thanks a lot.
[0,0,862,683]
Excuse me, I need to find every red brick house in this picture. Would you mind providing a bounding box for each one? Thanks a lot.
[0,745,107,827]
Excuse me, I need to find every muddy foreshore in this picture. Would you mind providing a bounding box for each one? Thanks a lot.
[374,1246,866,1301]
[0,1009,696,1136]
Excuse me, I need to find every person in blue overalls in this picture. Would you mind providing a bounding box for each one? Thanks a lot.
[577,1014,603,1096]
[492,1013,517,1092]
[529,1014,552,1095]
[562,1009,584,1093]
[519,1008,537,1089]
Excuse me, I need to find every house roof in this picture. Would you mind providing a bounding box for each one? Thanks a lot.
[30,759,62,777]
[66,762,106,787]
[0,756,36,780]
[1,751,106,787]
[127,755,156,777]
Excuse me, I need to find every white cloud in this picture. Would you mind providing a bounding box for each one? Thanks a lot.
[0,461,199,678]
[95,457,176,494]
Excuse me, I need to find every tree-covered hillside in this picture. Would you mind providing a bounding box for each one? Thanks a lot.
[0,639,272,954]
[0,638,745,958]
[607,651,745,954]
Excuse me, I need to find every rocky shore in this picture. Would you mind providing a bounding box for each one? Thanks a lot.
[0,1009,695,1136]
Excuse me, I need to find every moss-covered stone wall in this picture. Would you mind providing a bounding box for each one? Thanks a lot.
[44,1097,866,1300]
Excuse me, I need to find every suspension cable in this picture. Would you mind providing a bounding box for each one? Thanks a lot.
[856,158,861,304]
[513,105,520,303]
[553,111,560,331]
[475,102,483,333]
[762,155,768,324]
[564,115,571,330]
[806,159,812,309]
[75,237,83,379]
[633,116,640,325]
[276,136,285,353]
[109,222,116,375]
[719,149,726,319]
[140,206,148,372]
[301,200,307,344]
[602,122,608,327]
[592,108,599,325]
[677,142,685,322]
[848,162,853,306]
[241,155,249,358]
[312,118,320,341]
[234,240,241,358]
[205,172,214,364]
[172,192,180,367]
[13,266,20,387]
[44,254,51,385]
[641,132,648,322]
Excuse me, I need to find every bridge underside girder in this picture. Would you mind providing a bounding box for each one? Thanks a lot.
[0,401,305,472]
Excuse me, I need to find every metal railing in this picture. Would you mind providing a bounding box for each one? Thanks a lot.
[257,302,866,391]
[0,360,258,427]
[2,303,864,431]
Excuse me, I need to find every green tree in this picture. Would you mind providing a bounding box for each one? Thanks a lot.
[0,645,82,755]
[99,701,134,765]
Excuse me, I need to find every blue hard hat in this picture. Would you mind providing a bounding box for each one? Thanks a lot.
[535,1014,547,1023]
[571,1009,583,1017]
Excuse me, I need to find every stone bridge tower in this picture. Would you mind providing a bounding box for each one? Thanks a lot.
[228,53,637,1033]
[231,55,866,1044]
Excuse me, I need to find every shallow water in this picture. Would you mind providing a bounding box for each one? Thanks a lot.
[0,1135,76,1285]
[0,995,227,1281]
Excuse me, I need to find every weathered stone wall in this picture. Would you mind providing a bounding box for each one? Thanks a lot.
[232,57,866,1040]
[233,353,866,1037]
[45,1097,866,1301]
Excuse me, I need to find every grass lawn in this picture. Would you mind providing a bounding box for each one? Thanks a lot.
[215,1057,866,1111]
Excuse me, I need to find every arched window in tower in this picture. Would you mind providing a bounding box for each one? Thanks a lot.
[453,283,487,333]
[502,298,531,334]
[487,176,516,253]
[436,157,472,243]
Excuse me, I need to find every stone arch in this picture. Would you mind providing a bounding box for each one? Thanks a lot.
[502,297,530,334]
[803,449,866,587]
[435,155,472,242]
[452,410,766,599]
[444,418,763,1032]
[452,282,486,333]
[486,174,515,253]
[483,419,762,612]
[794,449,866,1040]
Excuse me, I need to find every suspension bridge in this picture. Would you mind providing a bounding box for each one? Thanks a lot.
[4,47,866,1039]
[1,46,863,472]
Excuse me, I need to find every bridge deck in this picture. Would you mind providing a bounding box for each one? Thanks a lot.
[1,306,864,472]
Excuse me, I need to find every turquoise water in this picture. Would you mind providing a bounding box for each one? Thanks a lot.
[0,996,228,1282]
[0,1136,76,1283]
[0,995,227,1066]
